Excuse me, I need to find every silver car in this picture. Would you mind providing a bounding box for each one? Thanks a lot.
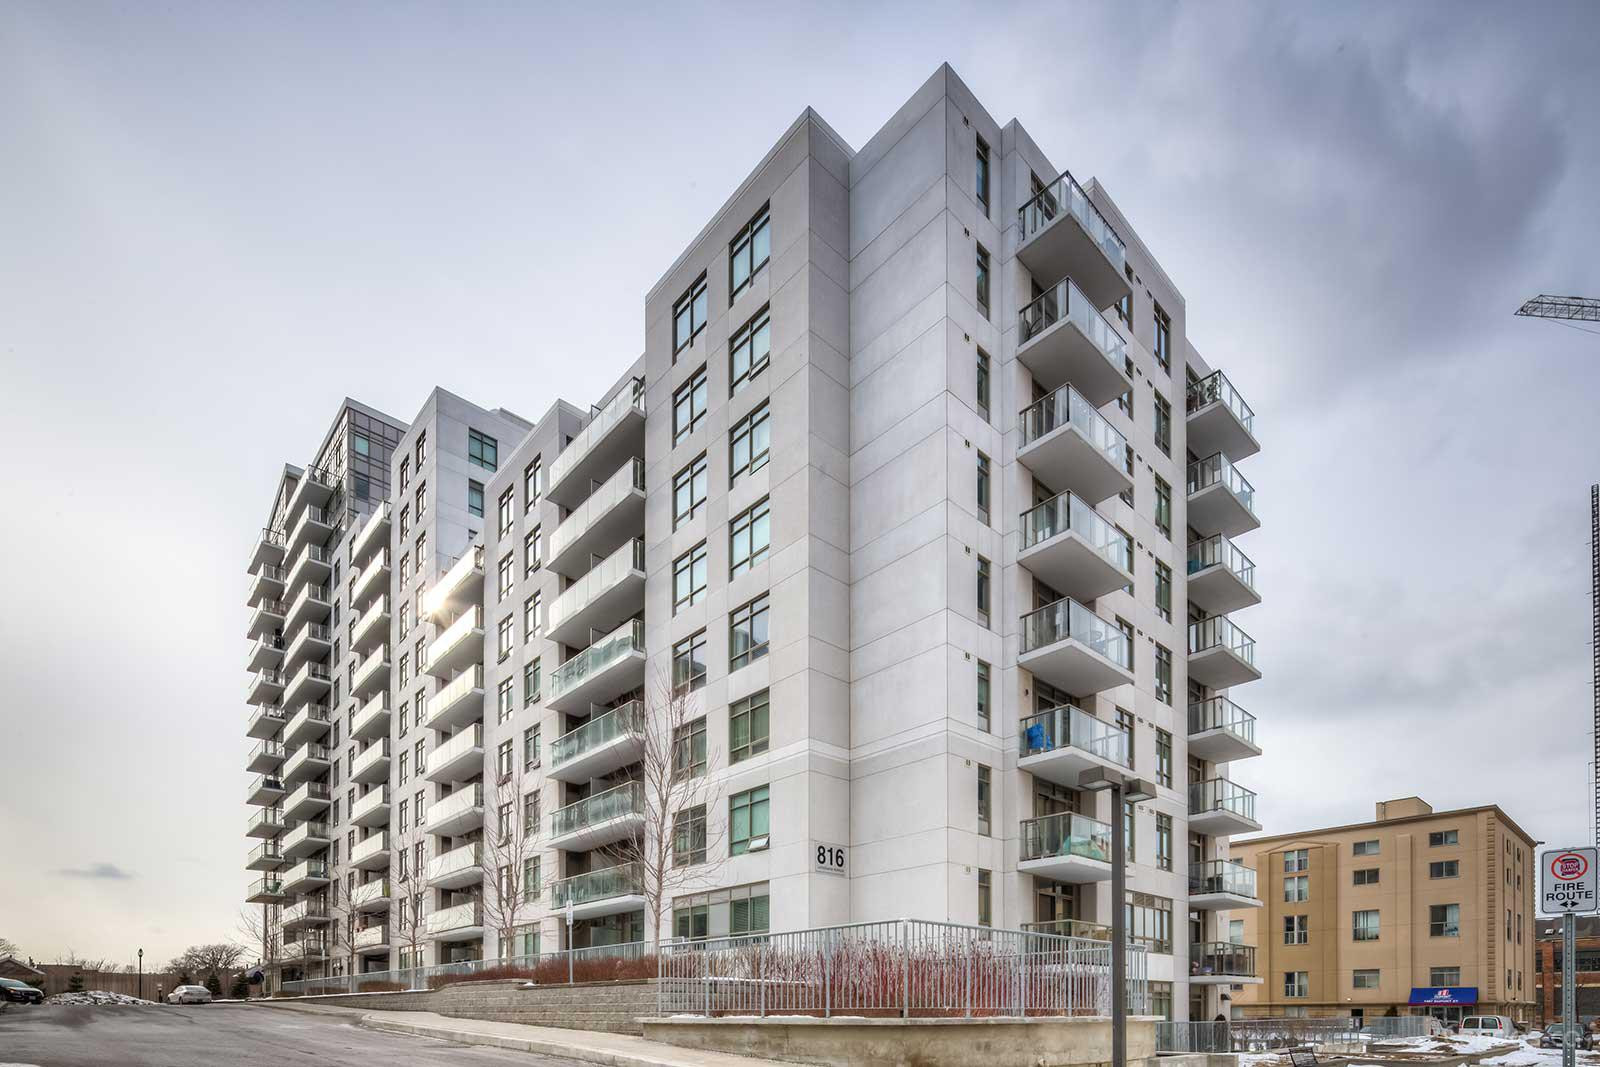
[167,985,212,1005]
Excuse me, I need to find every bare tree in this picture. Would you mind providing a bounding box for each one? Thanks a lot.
[600,670,726,945]
[166,943,246,984]
[476,764,541,963]
[0,936,18,957]
[236,905,281,992]
[327,896,361,984]
[391,813,430,980]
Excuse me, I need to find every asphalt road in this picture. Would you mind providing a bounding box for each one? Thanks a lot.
[0,1002,589,1066]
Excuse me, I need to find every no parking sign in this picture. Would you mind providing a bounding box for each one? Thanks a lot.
[1541,846,1599,915]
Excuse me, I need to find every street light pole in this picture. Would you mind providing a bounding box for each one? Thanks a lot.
[137,948,143,1002]
[1080,768,1154,1067]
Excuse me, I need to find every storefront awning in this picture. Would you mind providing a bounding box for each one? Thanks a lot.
[1409,987,1478,1006]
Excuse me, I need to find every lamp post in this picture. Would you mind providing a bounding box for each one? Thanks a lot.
[1079,768,1155,1067]
[137,949,143,1002]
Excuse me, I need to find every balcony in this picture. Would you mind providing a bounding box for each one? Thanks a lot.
[246,634,284,674]
[425,842,483,890]
[352,552,390,609]
[353,692,392,742]
[355,923,391,954]
[351,738,391,784]
[351,785,390,828]
[284,935,329,962]
[426,723,485,784]
[423,546,484,622]
[351,596,390,652]
[1187,535,1260,615]
[1189,860,1261,910]
[351,831,390,871]
[1017,385,1131,505]
[283,702,331,747]
[1187,697,1261,763]
[246,739,285,775]
[246,877,286,904]
[284,580,331,631]
[1020,919,1111,942]
[282,623,331,675]
[286,505,334,558]
[352,502,391,565]
[282,819,330,861]
[285,544,334,596]
[282,742,330,787]
[246,598,286,641]
[245,806,285,839]
[247,564,287,608]
[248,528,286,576]
[1186,453,1259,538]
[1017,703,1131,788]
[550,862,646,921]
[352,878,392,913]
[549,781,645,851]
[282,858,330,893]
[1188,778,1261,836]
[284,780,331,820]
[245,703,288,741]
[283,661,332,709]
[425,665,485,731]
[281,899,331,930]
[425,900,484,941]
[246,669,286,708]
[424,607,483,679]
[548,457,647,578]
[1017,812,1113,883]
[549,701,645,784]
[1188,615,1261,689]
[1186,370,1259,461]
[1190,942,1260,985]
[1015,169,1130,311]
[429,783,485,837]
[1019,597,1133,696]
[548,619,646,713]
[1018,492,1133,602]
[245,773,285,807]
[246,841,283,872]
[285,467,336,526]
[547,378,647,508]
[351,647,390,699]
[1016,278,1132,407]
[547,538,646,647]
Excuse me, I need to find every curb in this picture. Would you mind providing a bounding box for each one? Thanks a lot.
[357,1016,689,1067]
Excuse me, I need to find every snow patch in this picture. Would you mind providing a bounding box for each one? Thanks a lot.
[44,991,158,1006]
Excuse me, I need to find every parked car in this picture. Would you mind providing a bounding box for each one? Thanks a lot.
[166,985,212,1005]
[1542,1024,1593,1050]
[1460,1016,1517,1039]
[0,978,44,1004]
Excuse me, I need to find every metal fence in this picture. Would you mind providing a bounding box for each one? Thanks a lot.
[1157,1020,1233,1053]
[1157,1016,1431,1053]
[657,918,1145,1019]
[278,941,651,996]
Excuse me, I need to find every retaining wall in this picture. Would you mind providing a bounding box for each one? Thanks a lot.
[286,977,657,1034]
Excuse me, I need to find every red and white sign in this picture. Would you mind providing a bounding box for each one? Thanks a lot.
[1541,846,1599,915]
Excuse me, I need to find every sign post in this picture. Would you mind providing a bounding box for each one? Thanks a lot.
[1540,847,1599,1067]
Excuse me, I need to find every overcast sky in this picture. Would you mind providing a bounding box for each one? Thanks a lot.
[2,1,1597,968]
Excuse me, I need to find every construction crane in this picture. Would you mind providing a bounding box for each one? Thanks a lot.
[1516,294,1600,844]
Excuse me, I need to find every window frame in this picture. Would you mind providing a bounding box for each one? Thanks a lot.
[468,429,498,472]
[728,204,771,302]
[672,542,708,613]
[673,453,709,528]
[729,689,771,763]
[730,592,770,671]
[729,401,771,484]
[729,304,772,396]
[673,274,709,356]
[673,365,708,444]
[729,496,771,577]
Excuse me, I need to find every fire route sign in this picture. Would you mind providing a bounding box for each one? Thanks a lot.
[1541,846,1600,915]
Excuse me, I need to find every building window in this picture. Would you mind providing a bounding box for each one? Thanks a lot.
[730,690,770,763]
[1116,708,1135,769]
[523,527,541,578]
[1352,909,1380,942]
[673,274,708,356]
[1153,304,1171,373]
[729,305,772,396]
[1430,966,1461,987]
[1154,644,1172,704]
[976,556,991,628]
[1284,915,1308,945]
[975,245,990,319]
[1155,813,1173,871]
[729,204,771,301]
[522,726,541,772]
[497,489,514,537]
[1120,444,1134,507]
[673,365,708,443]
[977,868,992,927]
[730,401,771,484]
[673,453,708,528]
[1429,903,1460,937]
[672,630,707,693]
[400,456,410,490]
[976,349,991,421]
[416,481,428,520]
[1155,729,1173,787]
[976,764,992,836]
[976,452,991,526]
[399,504,410,538]
[976,660,991,732]
[673,804,708,867]
[467,429,498,472]
[1125,892,1172,954]
[975,136,990,213]
[496,738,513,780]
[1430,860,1460,879]
[1352,839,1380,856]
[673,542,708,613]
[729,786,770,855]
[1429,829,1459,847]
[497,552,513,601]
[1285,848,1309,873]
[1153,393,1171,456]
[523,457,540,512]
[674,882,770,940]
[1284,971,1308,999]
[1154,561,1172,622]
[1153,475,1171,538]
[674,717,707,778]
[1353,969,1380,990]
[497,615,513,662]
[523,593,541,642]
[1284,875,1309,902]
[729,497,770,576]
[1353,868,1380,886]
[523,658,540,705]
[415,429,426,466]
[730,592,770,670]
[523,787,540,830]
[497,678,513,724]
[468,480,484,518]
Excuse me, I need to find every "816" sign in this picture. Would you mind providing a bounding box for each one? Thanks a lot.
[814,841,847,876]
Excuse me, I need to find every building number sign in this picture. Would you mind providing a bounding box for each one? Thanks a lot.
[814,841,847,876]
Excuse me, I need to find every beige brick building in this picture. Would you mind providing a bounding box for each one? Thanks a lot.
[1229,797,1536,1025]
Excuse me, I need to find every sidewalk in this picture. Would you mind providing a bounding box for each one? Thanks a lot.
[259,1000,776,1067]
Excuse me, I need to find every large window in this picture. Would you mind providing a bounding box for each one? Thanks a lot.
[1430,966,1461,986]
[1284,971,1308,999]
[1154,644,1172,704]
[1155,729,1173,787]
[497,487,514,537]
[673,366,708,443]
[673,717,706,778]
[1155,813,1173,871]
[1353,969,1380,990]
[729,305,771,395]
[1352,909,1380,942]
[523,527,541,578]
[730,401,770,484]
[523,658,540,706]
[976,660,991,731]
[1429,903,1460,937]
[673,274,708,356]
[497,552,513,601]
[729,204,771,301]
[977,556,991,628]
[976,764,992,836]
[977,868,992,927]
[1284,875,1309,902]
[496,738,513,779]
[1284,848,1309,872]
[1430,860,1460,879]
[496,678,514,724]
[673,542,708,613]
[1153,475,1171,538]
[730,593,770,670]
[1155,561,1172,622]
[975,245,990,319]
[1153,393,1171,456]
[523,594,540,641]
[976,452,991,526]
[1284,915,1308,945]
[730,786,770,855]
[975,136,990,213]
[1353,867,1379,886]
[468,480,484,518]
[1429,829,1459,847]
[976,349,991,421]
[497,615,513,662]
[1153,303,1171,373]
[730,690,770,763]
[673,453,708,528]
[673,882,769,940]
[672,630,707,693]
[523,457,540,512]
[673,805,707,867]
[729,497,771,576]
[1353,839,1380,856]
[1124,892,1172,954]
[468,429,498,472]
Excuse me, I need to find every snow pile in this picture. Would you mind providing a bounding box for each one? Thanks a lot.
[45,991,158,1006]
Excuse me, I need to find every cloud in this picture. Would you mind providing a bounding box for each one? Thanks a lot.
[56,863,134,881]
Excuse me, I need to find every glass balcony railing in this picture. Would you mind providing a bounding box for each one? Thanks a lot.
[351,786,389,821]
[281,897,330,927]
[1187,534,1256,590]
[352,878,391,908]
[248,670,286,693]
[1186,370,1255,432]
[1018,277,1128,368]
[1189,778,1257,822]
[1018,703,1130,766]
[1020,597,1131,667]
[550,378,646,492]
[248,841,282,867]
[551,701,644,770]
[1018,383,1126,463]
[425,664,484,724]
[431,723,485,770]
[426,607,483,669]
[551,781,643,839]
[246,807,284,834]
[1188,615,1256,666]
[551,458,645,562]
[284,820,329,850]
[1191,942,1257,978]
[1188,697,1256,745]
[1187,453,1256,516]
[1021,918,1112,942]
[550,862,643,909]
[1189,860,1258,900]
[549,619,644,703]
[246,773,284,801]
[423,546,484,619]
[430,782,484,825]
[1019,812,1112,866]
[549,539,645,633]
[284,859,329,884]
[426,842,481,884]
[246,877,283,899]
[1019,491,1131,570]
[1017,170,1127,274]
